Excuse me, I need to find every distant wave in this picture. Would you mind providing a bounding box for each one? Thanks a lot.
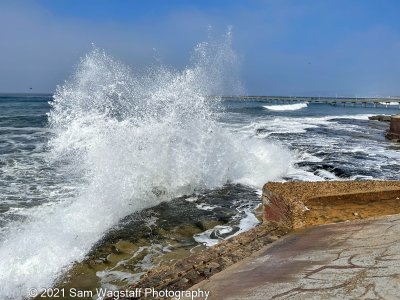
[379,102,399,106]
[263,102,308,111]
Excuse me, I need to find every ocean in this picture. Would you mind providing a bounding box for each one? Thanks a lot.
[1,43,400,298]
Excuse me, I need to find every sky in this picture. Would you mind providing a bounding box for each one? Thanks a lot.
[1,0,400,96]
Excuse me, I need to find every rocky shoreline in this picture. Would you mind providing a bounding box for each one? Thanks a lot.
[115,222,289,299]
[49,184,263,298]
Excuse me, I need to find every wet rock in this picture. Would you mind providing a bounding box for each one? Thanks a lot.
[111,245,122,254]
[194,220,206,231]
[113,222,289,299]
[60,184,261,294]
[368,115,392,122]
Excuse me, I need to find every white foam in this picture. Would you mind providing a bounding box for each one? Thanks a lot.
[193,226,229,247]
[235,114,373,138]
[263,102,308,111]
[193,210,260,247]
[379,102,399,106]
[185,196,198,203]
[196,203,219,211]
[233,210,260,236]
[314,169,339,180]
[297,152,323,163]
[285,168,326,181]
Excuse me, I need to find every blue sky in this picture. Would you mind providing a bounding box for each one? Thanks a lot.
[1,0,400,96]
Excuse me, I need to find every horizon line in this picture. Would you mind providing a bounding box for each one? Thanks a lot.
[1,92,400,100]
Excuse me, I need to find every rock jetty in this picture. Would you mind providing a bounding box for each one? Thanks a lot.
[368,115,392,122]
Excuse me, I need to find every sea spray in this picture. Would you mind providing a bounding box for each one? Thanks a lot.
[0,32,292,299]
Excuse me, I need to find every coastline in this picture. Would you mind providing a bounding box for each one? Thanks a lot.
[120,221,289,297]
[4,95,400,299]
[104,180,400,299]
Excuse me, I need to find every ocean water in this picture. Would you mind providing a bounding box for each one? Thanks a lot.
[1,40,400,298]
[223,100,400,181]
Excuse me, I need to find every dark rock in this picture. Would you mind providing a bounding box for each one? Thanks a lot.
[110,245,121,254]
[369,115,392,122]
[194,220,206,231]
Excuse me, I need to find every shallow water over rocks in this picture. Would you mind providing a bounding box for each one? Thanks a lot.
[56,184,262,295]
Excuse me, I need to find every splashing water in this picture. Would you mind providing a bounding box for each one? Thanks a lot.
[0,32,292,299]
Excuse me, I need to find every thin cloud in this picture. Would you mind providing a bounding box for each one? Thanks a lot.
[1,1,400,96]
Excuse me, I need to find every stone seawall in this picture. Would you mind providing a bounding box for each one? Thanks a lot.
[387,114,400,141]
[263,180,400,229]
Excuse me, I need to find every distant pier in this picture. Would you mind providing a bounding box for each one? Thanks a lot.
[219,95,400,108]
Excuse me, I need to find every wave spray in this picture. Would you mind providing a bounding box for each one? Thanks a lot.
[0,31,291,299]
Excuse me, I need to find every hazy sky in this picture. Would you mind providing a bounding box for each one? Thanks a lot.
[1,0,400,96]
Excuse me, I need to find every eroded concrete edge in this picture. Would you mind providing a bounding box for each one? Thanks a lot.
[263,180,400,229]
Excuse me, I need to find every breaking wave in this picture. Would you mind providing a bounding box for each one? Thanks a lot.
[0,31,292,299]
[263,102,308,111]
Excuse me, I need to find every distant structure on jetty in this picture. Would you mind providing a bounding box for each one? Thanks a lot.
[220,95,400,108]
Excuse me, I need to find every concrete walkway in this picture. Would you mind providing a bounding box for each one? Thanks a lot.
[189,215,400,300]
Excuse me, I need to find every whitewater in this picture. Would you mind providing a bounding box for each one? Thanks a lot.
[0,33,292,299]
[263,102,308,111]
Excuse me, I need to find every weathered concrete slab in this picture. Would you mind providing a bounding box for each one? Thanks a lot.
[263,181,400,228]
[189,214,400,300]
[387,115,400,141]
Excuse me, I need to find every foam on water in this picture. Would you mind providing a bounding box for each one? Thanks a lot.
[236,114,373,138]
[226,108,400,181]
[0,32,292,299]
[193,209,260,247]
[263,102,308,111]
[196,203,220,211]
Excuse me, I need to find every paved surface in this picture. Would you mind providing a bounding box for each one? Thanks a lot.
[189,215,400,300]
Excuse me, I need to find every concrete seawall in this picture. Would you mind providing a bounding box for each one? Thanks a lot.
[387,114,400,141]
[263,181,400,228]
